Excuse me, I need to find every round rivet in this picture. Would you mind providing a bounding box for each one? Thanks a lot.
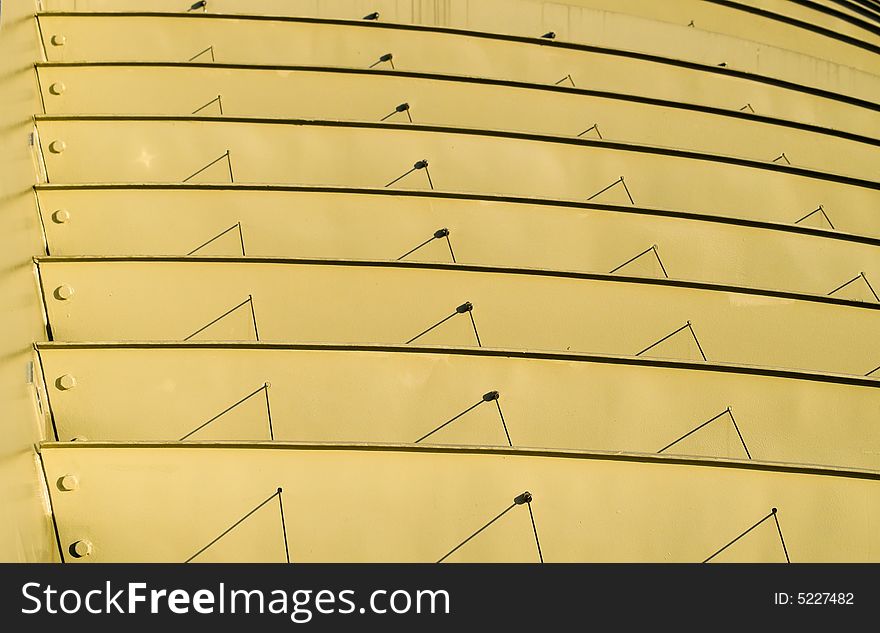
[58,475,79,491]
[54,284,74,300]
[49,140,66,154]
[49,82,66,95]
[51,34,66,46]
[69,540,93,558]
[52,209,70,224]
[57,374,77,390]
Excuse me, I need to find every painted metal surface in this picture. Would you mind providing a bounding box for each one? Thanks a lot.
[32,118,880,239]
[41,443,880,562]
[34,186,880,295]
[34,63,880,180]
[35,258,880,375]
[1,0,877,563]
[35,343,880,470]
[35,14,880,137]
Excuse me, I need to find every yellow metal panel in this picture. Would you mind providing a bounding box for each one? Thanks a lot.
[40,443,880,562]
[35,259,880,374]
[32,119,880,238]
[35,344,880,470]
[34,186,880,296]
[37,3,880,84]
[34,64,880,181]
[35,14,880,137]
[0,0,62,562]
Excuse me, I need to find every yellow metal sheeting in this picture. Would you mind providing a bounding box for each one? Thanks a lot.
[36,14,880,137]
[40,444,880,562]
[35,344,880,469]
[34,64,880,181]
[33,119,880,238]
[35,259,880,374]
[35,187,880,295]
[36,4,880,86]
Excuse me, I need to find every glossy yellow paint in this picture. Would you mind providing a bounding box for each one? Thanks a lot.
[34,64,880,180]
[34,186,880,295]
[33,119,880,238]
[41,443,880,562]
[1,0,876,563]
[37,2,880,88]
[35,344,880,470]
[35,258,880,374]
[36,14,880,137]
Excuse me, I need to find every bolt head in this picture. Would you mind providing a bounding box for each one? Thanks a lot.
[49,140,66,154]
[69,539,93,558]
[54,284,74,300]
[56,374,77,390]
[52,209,70,224]
[50,34,66,46]
[58,475,79,491]
[49,82,66,95]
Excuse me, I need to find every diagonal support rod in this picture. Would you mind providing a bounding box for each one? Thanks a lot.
[827,272,879,302]
[703,508,789,563]
[636,321,707,361]
[183,149,233,183]
[416,391,509,444]
[794,205,835,230]
[554,74,575,87]
[385,159,433,189]
[658,407,751,458]
[184,294,260,341]
[185,488,289,563]
[186,222,246,256]
[609,244,668,278]
[179,382,273,441]
[397,228,456,263]
[380,102,413,122]
[437,492,541,563]
[369,53,395,69]
[587,176,634,205]
[188,45,215,62]
[406,301,480,346]
[577,123,603,139]
[192,94,224,115]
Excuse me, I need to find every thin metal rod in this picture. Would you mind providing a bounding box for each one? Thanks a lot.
[424,165,434,189]
[415,399,484,443]
[527,503,544,563]
[445,235,457,263]
[867,364,880,377]
[554,74,575,86]
[702,510,775,563]
[727,408,752,459]
[186,222,244,256]
[397,235,434,260]
[828,272,878,301]
[437,503,516,563]
[185,489,282,563]
[405,310,458,344]
[773,511,791,563]
[265,385,275,441]
[608,245,654,275]
[635,322,691,357]
[385,166,416,188]
[794,205,835,230]
[278,488,291,563]
[249,294,260,340]
[183,296,253,341]
[188,45,215,62]
[179,383,270,440]
[496,400,513,447]
[587,176,632,203]
[577,123,602,139]
[688,322,708,361]
[183,150,231,183]
[657,408,731,454]
[192,94,223,115]
[468,311,482,347]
